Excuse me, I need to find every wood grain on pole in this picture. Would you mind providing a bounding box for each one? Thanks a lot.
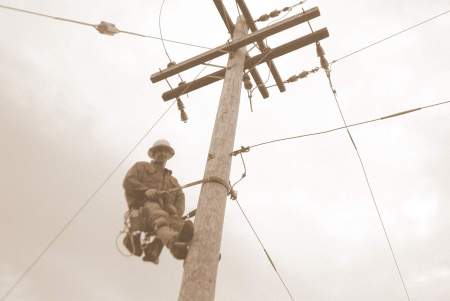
[178,16,248,301]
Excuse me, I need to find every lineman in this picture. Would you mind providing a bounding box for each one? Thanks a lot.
[122,139,194,263]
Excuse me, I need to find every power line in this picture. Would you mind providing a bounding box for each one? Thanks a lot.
[0,4,212,50]
[332,9,450,64]
[240,100,449,151]
[158,0,186,90]
[158,0,172,61]
[260,8,450,92]
[325,71,412,300]
[0,102,176,301]
[235,199,295,301]
[306,10,413,290]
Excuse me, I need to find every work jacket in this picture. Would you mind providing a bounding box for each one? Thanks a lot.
[123,161,185,215]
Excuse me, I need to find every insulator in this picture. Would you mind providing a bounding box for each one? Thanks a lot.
[176,97,185,110]
[282,7,290,12]
[298,71,309,79]
[178,81,187,87]
[167,61,176,68]
[257,14,270,22]
[316,42,326,57]
[320,56,329,70]
[176,98,188,123]
[180,110,188,123]
[242,74,252,90]
[269,10,281,18]
[311,67,320,73]
[286,75,298,83]
[95,21,119,36]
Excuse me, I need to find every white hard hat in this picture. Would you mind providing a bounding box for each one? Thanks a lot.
[148,139,175,159]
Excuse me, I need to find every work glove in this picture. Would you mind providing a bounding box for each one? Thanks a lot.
[145,188,158,199]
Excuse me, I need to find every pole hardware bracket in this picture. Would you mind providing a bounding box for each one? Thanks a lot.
[231,146,250,156]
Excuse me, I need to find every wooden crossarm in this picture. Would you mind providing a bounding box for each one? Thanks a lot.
[161,28,329,101]
[151,7,321,83]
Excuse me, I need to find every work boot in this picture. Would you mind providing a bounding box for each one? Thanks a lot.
[170,242,189,260]
[143,238,164,264]
[177,220,194,243]
[123,233,142,256]
[169,220,194,260]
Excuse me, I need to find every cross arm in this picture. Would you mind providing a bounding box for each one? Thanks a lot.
[161,28,329,101]
[150,7,321,83]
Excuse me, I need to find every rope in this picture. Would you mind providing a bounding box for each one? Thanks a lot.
[162,176,237,200]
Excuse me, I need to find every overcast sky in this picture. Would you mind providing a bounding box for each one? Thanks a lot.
[1,0,449,300]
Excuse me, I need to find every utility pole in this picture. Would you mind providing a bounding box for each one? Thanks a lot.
[178,16,248,301]
[150,2,328,300]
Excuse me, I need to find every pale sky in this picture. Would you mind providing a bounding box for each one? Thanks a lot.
[1,0,449,300]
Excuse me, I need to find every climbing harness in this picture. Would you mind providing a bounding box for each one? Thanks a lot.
[117,176,237,257]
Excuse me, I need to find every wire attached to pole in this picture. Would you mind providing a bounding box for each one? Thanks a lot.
[235,199,295,301]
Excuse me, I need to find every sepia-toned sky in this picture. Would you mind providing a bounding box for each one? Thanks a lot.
[1,0,449,300]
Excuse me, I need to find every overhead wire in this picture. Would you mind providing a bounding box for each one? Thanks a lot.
[327,75,412,301]
[0,3,212,50]
[331,9,450,64]
[2,2,449,300]
[304,8,413,297]
[235,199,295,301]
[158,0,187,90]
[234,99,450,151]
[229,149,294,299]
[253,8,450,92]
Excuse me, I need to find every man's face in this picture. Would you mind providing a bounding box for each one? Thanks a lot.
[153,148,171,163]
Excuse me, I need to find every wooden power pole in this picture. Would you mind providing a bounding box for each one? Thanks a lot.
[178,16,248,301]
[150,1,329,300]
